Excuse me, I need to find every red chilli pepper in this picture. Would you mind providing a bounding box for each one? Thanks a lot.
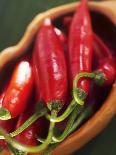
[32,54,42,102]
[96,58,116,86]
[0,92,5,108]
[54,27,67,49]
[15,110,38,146]
[68,0,93,96]
[93,33,111,59]
[33,18,67,111]
[0,93,16,149]
[0,60,33,120]
[33,27,67,102]
[93,33,116,85]
[0,119,15,149]
[63,16,72,33]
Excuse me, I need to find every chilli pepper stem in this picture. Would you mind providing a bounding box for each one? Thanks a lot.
[52,106,79,143]
[0,107,47,139]
[38,105,81,144]
[46,72,99,124]
[39,106,91,144]
[0,108,11,120]
[69,106,93,134]
[73,72,95,105]
[46,99,78,122]
[0,110,57,153]
[73,71,107,104]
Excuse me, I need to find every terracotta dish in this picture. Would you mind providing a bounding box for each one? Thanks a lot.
[0,1,116,155]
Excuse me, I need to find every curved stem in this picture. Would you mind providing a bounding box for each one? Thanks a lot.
[73,71,106,105]
[52,105,81,143]
[0,108,47,140]
[0,111,57,153]
[51,106,93,144]
[69,106,93,134]
[46,72,103,123]
[7,143,27,155]
[38,107,93,150]
[37,137,52,144]
[52,106,93,143]
[73,72,96,105]
[42,143,58,155]
[46,99,77,123]
[39,105,83,144]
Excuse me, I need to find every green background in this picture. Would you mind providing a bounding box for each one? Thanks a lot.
[0,0,116,155]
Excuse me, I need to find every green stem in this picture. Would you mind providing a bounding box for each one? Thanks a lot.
[52,105,81,143]
[7,143,27,155]
[69,106,93,134]
[41,143,58,155]
[51,107,93,144]
[0,111,57,153]
[46,71,103,124]
[39,105,83,144]
[46,99,78,123]
[39,107,93,154]
[0,108,11,120]
[73,72,96,105]
[73,71,107,105]
[0,108,47,140]
[37,137,55,144]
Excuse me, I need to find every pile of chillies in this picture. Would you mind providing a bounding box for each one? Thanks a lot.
[0,0,115,154]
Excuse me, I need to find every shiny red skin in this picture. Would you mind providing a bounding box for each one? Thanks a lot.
[97,58,116,85]
[15,107,47,146]
[0,119,15,149]
[0,92,5,108]
[33,53,42,101]
[54,27,67,48]
[15,110,37,146]
[33,20,67,105]
[33,27,67,102]
[2,60,33,118]
[63,16,115,85]
[0,93,15,149]
[93,33,116,85]
[68,0,93,94]
[0,93,13,132]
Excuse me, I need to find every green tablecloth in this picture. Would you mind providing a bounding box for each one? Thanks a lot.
[0,0,116,155]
